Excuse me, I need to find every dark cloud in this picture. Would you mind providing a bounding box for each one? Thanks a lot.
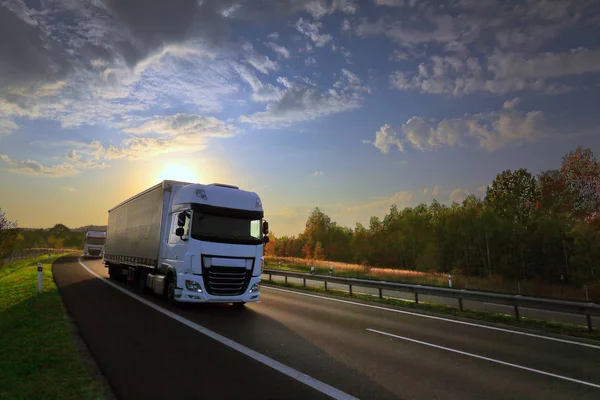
[0,4,69,87]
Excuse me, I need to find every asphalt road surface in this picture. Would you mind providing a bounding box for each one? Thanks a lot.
[53,255,600,400]
[263,274,600,327]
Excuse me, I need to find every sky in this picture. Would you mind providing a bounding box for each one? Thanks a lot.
[1,0,600,236]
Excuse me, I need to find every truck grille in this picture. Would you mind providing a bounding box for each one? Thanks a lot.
[88,249,101,256]
[202,266,251,296]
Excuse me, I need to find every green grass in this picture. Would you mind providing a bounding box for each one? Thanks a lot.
[0,254,108,400]
[262,278,600,342]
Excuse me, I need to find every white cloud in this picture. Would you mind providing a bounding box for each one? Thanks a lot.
[341,19,351,33]
[267,32,279,40]
[449,188,470,203]
[240,70,368,128]
[243,43,279,74]
[314,170,323,176]
[124,114,236,138]
[65,150,109,169]
[367,104,547,153]
[266,42,291,59]
[0,119,18,135]
[0,154,78,177]
[389,48,590,96]
[363,124,403,153]
[305,56,317,66]
[488,47,600,80]
[303,0,358,18]
[235,65,284,102]
[295,18,333,47]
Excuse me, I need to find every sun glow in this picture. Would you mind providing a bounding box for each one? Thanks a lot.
[156,163,199,184]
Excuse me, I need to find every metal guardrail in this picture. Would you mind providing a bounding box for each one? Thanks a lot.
[263,269,600,331]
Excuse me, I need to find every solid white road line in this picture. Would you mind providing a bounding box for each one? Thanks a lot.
[366,328,600,389]
[262,286,600,350]
[77,258,358,400]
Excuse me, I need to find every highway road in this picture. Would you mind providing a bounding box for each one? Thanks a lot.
[263,274,600,327]
[53,255,600,399]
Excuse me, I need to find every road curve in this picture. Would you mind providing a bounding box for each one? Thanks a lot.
[54,255,600,399]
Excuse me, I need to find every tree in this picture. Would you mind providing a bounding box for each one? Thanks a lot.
[314,241,325,260]
[559,146,600,222]
[0,208,18,266]
[485,168,540,224]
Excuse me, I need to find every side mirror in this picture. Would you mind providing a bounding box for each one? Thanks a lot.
[176,227,185,237]
[263,235,270,245]
[177,212,187,227]
[262,220,269,235]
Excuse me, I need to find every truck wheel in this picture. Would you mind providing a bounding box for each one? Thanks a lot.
[165,274,177,303]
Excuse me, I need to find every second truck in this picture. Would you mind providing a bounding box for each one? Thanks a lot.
[103,180,269,306]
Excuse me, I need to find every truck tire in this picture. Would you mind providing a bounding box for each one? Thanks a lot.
[165,273,177,304]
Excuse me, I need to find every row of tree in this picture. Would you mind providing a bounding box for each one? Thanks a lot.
[0,217,86,266]
[265,147,600,286]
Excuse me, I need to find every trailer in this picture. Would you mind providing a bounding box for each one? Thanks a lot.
[103,180,269,306]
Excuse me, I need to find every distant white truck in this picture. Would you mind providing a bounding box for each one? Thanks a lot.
[83,229,106,258]
[103,180,269,307]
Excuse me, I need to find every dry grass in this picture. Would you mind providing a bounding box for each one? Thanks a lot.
[265,256,598,302]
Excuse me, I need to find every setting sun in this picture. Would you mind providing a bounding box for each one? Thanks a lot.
[156,163,199,184]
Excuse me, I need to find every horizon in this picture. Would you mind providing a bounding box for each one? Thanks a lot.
[2,1,600,236]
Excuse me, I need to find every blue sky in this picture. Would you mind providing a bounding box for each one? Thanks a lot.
[1,0,600,236]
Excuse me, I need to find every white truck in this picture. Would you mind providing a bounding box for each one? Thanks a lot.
[103,180,269,307]
[83,229,107,258]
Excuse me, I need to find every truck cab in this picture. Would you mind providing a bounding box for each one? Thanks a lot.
[83,230,106,258]
[159,183,269,304]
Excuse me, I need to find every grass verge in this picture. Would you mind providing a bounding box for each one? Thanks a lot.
[262,279,600,342]
[0,254,109,400]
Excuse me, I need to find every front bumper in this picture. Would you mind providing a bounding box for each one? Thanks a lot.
[173,273,261,303]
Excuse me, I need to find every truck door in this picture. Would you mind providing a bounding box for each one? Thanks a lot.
[167,212,190,262]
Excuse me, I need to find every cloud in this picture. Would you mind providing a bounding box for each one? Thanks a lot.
[61,187,76,192]
[0,118,18,135]
[65,150,109,169]
[243,42,279,74]
[363,124,403,154]
[388,48,591,96]
[367,104,547,153]
[0,154,78,177]
[295,18,333,47]
[314,170,323,177]
[240,69,368,128]
[235,65,284,102]
[124,114,236,138]
[266,42,290,59]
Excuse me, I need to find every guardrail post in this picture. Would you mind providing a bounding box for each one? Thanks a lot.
[269,273,271,281]
[303,278,306,287]
[37,262,43,292]
[325,281,328,291]
[514,305,520,322]
[415,293,419,304]
[285,276,288,285]
[379,288,382,299]
[349,284,353,296]
[586,314,593,332]
[458,298,463,311]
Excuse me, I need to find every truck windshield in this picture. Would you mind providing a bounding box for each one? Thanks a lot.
[191,212,262,245]
[86,237,106,245]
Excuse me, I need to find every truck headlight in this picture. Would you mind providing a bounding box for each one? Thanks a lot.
[249,283,260,293]
[185,280,203,292]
